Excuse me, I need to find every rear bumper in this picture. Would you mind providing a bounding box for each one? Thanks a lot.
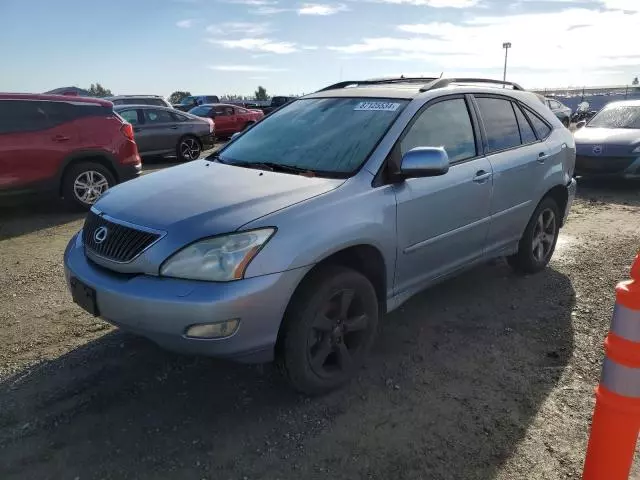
[114,161,142,182]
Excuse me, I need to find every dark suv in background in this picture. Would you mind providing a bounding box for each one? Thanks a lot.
[0,94,141,209]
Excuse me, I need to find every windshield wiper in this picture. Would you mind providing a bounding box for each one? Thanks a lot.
[227,161,318,176]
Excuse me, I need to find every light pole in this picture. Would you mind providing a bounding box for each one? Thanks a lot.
[502,42,512,85]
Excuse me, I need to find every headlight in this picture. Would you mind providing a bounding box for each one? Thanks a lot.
[160,228,275,281]
[632,146,640,153]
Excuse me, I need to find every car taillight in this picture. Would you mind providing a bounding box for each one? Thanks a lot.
[121,123,135,141]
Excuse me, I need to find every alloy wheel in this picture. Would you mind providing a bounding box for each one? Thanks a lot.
[532,208,556,262]
[73,170,109,205]
[180,138,200,161]
[307,288,370,378]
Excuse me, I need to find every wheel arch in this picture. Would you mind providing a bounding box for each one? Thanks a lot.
[57,150,119,196]
[274,243,387,358]
[542,183,569,226]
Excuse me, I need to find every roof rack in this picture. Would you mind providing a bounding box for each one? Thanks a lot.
[317,77,438,92]
[317,77,524,93]
[419,78,524,92]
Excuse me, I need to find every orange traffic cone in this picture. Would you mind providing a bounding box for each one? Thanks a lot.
[583,253,640,480]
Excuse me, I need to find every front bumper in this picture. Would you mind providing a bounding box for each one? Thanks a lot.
[64,232,310,363]
[575,155,640,178]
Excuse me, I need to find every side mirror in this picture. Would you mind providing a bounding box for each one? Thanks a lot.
[576,120,587,129]
[230,132,242,141]
[400,147,449,178]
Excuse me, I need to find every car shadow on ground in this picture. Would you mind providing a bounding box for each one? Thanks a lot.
[576,177,640,207]
[0,261,575,480]
[0,197,85,241]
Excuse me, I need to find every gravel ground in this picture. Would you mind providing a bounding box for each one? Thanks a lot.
[0,170,639,479]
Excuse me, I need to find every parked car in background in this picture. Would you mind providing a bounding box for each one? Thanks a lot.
[188,103,263,138]
[114,105,214,162]
[573,99,640,178]
[107,95,172,108]
[0,93,141,209]
[260,96,294,115]
[65,77,576,394]
[173,95,220,112]
[537,95,572,127]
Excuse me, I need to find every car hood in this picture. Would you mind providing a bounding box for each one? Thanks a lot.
[95,160,344,242]
[574,127,640,146]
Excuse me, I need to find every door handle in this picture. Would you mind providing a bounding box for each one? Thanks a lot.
[52,135,70,142]
[169,126,178,130]
[537,152,549,163]
[473,170,492,183]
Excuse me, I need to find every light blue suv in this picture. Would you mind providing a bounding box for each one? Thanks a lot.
[64,77,577,394]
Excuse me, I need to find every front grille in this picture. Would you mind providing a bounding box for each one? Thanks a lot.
[82,211,161,263]
[575,155,635,174]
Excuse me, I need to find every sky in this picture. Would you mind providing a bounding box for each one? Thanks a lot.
[1,0,639,97]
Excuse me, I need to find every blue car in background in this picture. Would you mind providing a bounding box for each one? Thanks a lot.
[573,100,640,178]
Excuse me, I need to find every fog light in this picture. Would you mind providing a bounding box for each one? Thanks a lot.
[185,319,239,339]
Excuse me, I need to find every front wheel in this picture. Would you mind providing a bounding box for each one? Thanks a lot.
[280,266,379,395]
[507,197,560,274]
[177,136,201,162]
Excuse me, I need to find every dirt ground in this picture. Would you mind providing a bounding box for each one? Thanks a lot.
[0,167,639,479]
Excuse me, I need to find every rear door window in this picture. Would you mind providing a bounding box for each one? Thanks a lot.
[400,98,476,162]
[512,103,537,144]
[523,107,552,140]
[475,97,522,153]
[119,109,140,125]
[0,100,54,133]
[143,109,174,124]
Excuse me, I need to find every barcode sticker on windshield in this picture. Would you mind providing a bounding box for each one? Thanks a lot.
[354,102,400,112]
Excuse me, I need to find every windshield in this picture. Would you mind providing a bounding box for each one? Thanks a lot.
[189,105,212,116]
[588,105,640,129]
[180,96,196,105]
[215,98,407,176]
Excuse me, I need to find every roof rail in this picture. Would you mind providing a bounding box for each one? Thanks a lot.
[317,77,438,92]
[419,78,524,92]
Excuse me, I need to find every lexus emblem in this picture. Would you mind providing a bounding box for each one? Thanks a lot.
[93,226,109,244]
[592,145,603,155]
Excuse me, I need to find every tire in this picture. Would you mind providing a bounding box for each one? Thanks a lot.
[280,265,379,395]
[62,162,115,210]
[507,196,561,274]
[176,136,201,162]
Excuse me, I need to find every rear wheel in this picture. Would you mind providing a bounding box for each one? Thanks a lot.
[280,266,379,395]
[177,136,201,162]
[62,162,115,210]
[507,197,560,274]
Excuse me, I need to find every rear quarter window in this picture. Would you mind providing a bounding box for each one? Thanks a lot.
[522,105,552,140]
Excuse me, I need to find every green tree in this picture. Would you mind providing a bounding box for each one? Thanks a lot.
[254,86,268,101]
[87,83,113,97]
[169,91,191,104]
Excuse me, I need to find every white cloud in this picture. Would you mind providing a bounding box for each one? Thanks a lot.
[250,6,291,14]
[359,0,480,7]
[176,19,195,28]
[301,45,319,50]
[328,8,640,85]
[208,65,287,72]
[209,37,298,53]
[226,0,278,4]
[602,0,640,11]
[298,3,348,15]
[206,22,271,36]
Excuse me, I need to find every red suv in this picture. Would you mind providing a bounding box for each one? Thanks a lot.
[0,93,141,209]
